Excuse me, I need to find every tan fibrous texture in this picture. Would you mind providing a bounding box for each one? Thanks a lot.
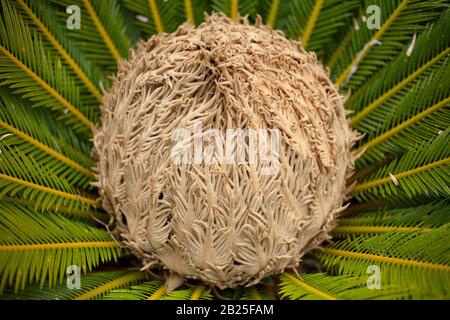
[93,13,359,289]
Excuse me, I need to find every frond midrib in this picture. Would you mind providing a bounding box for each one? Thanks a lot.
[332,225,433,234]
[351,47,450,126]
[281,273,338,300]
[183,0,195,25]
[147,0,164,32]
[17,0,102,102]
[148,284,166,300]
[1,196,106,220]
[301,0,324,48]
[266,0,280,27]
[335,0,410,85]
[0,119,93,177]
[353,156,450,192]
[323,248,450,271]
[230,0,238,21]
[0,173,97,206]
[357,96,450,153]
[0,45,93,129]
[83,0,122,61]
[73,272,145,300]
[190,284,204,300]
[0,241,119,251]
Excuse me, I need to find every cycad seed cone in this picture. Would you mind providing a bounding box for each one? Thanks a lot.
[93,13,358,289]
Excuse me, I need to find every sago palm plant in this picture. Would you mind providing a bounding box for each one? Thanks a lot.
[0,0,449,300]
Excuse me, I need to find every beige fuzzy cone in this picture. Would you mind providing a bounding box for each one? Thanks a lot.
[93,13,359,289]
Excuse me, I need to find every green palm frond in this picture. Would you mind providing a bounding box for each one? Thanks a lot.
[333,201,450,238]
[356,60,449,166]
[104,281,165,300]
[1,196,107,222]
[257,0,281,27]
[103,281,213,300]
[239,284,277,300]
[284,0,360,57]
[279,272,401,300]
[212,0,236,20]
[332,0,448,90]
[50,0,138,73]
[0,142,96,211]
[353,128,449,202]
[236,0,259,18]
[314,222,450,299]
[0,271,144,300]
[122,0,162,35]
[0,0,95,134]
[122,0,195,36]
[346,10,450,128]
[180,0,211,26]
[267,0,295,31]
[0,202,121,292]
[333,198,450,294]
[13,0,103,104]
[0,90,94,189]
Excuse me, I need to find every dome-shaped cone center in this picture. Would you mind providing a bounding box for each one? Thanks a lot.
[92,12,360,289]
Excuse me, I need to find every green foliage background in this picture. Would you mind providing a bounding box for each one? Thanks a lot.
[0,0,449,300]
